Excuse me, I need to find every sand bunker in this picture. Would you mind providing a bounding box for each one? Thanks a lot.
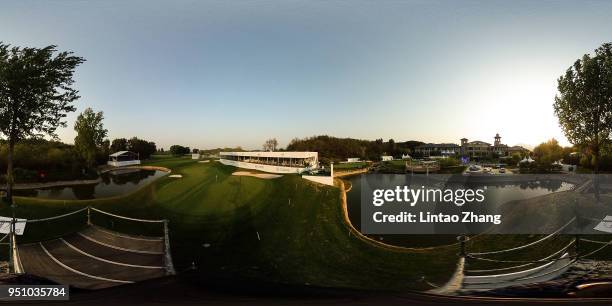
[169,174,183,178]
[198,160,210,163]
[232,171,282,179]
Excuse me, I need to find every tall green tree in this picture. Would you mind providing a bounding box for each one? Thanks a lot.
[554,43,612,172]
[533,138,563,171]
[0,43,84,202]
[110,138,128,153]
[127,137,156,159]
[74,108,107,169]
[169,145,190,156]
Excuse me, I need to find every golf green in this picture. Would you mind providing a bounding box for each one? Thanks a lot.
[4,157,462,291]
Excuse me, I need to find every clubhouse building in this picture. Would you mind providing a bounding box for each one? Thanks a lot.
[219,151,319,174]
[415,134,529,159]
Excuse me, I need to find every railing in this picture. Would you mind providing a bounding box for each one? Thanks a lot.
[456,216,612,289]
[3,206,175,275]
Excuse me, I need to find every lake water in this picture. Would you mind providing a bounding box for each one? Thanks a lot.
[345,174,574,247]
[14,169,168,200]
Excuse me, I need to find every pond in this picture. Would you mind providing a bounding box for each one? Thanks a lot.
[14,168,168,200]
[345,173,574,247]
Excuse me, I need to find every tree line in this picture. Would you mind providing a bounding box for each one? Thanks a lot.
[110,137,157,159]
[286,135,423,163]
[2,40,612,203]
[0,42,158,199]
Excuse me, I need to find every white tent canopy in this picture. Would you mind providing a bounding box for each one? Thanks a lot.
[520,156,535,163]
[108,151,140,167]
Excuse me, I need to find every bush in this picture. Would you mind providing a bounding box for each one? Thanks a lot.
[169,145,190,156]
[0,139,92,183]
[438,157,459,168]
[598,155,612,171]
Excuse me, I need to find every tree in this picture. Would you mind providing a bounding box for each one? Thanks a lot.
[127,137,156,159]
[97,139,111,165]
[169,145,190,156]
[533,138,563,171]
[554,43,612,172]
[286,135,422,163]
[110,138,128,153]
[509,152,522,166]
[263,138,278,151]
[0,43,85,202]
[74,108,107,169]
[386,138,397,157]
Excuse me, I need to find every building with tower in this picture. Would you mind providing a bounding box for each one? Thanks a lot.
[415,133,529,159]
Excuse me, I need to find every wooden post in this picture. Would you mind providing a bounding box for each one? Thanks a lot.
[163,220,176,275]
[573,198,580,257]
[458,235,468,257]
[8,219,14,274]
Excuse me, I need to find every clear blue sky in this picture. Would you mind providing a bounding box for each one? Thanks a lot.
[2,0,612,150]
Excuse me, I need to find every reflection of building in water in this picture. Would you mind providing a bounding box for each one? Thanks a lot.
[415,133,530,158]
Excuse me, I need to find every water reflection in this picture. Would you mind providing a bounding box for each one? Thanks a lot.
[14,169,167,200]
[346,174,574,247]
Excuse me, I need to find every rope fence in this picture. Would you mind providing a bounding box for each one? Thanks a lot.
[89,207,166,223]
[467,217,575,256]
[461,214,612,286]
[26,207,89,223]
[464,239,575,272]
[3,206,175,275]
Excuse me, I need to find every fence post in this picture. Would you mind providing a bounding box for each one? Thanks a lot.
[8,219,14,274]
[458,235,468,257]
[163,220,176,275]
[573,199,580,257]
[87,206,91,225]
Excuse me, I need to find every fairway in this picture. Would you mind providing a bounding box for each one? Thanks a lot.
[3,157,461,291]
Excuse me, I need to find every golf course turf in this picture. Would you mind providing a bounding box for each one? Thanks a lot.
[5,156,609,292]
[2,156,458,291]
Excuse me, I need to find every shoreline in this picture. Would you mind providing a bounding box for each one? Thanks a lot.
[334,168,370,178]
[2,165,172,191]
[336,178,458,253]
[1,178,102,191]
[99,165,172,174]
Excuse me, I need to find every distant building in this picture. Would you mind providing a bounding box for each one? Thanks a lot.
[346,158,361,163]
[219,151,318,174]
[461,139,491,158]
[381,155,393,161]
[507,145,530,156]
[108,151,140,167]
[413,143,460,157]
[415,133,530,159]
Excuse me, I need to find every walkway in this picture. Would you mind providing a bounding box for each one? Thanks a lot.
[18,225,169,289]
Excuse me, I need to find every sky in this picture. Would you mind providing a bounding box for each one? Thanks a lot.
[2,0,612,150]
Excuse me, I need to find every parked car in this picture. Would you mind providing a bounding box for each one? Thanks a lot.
[468,165,481,172]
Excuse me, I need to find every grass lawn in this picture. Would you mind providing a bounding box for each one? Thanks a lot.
[380,160,407,172]
[2,157,459,291]
[0,157,611,290]
[5,157,602,291]
[333,162,369,170]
